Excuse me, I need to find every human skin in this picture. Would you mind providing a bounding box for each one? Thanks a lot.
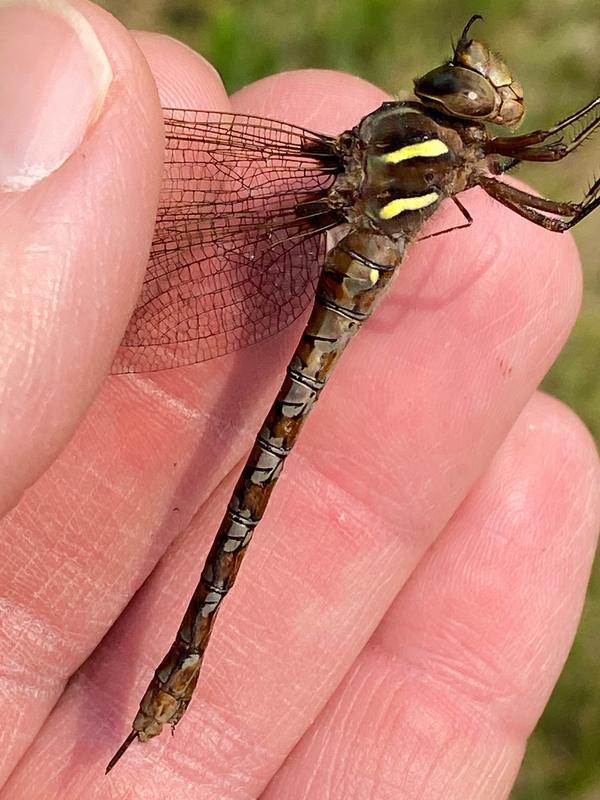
[0,1,598,798]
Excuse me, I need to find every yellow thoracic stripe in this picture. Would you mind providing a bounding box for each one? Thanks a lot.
[380,139,449,164]
[379,191,439,220]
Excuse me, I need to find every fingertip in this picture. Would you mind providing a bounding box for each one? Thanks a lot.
[132,31,230,110]
[0,0,164,512]
[505,391,600,536]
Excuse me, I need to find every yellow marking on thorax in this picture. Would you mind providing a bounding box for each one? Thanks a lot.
[379,191,439,220]
[369,268,379,284]
[381,139,449,164]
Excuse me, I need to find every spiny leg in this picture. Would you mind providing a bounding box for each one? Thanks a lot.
[489,95,599,164]
[479,174,600,232]
[478,92,599,232]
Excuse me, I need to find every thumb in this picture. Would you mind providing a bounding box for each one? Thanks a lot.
[0,0,163,513]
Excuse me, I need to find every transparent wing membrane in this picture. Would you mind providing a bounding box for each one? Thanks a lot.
[111,110,340,373]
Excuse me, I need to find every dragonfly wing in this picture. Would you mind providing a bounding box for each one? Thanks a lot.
[111,110,340,374]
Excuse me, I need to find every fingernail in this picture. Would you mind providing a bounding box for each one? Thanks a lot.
[0,0,113,191]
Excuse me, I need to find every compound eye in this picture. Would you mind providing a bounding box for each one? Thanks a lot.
[414,64,497,119]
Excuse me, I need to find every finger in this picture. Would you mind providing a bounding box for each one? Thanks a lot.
[3,63,585,800]
[0,0,163,514]
[261,393,600,800]
[0,27,230,781]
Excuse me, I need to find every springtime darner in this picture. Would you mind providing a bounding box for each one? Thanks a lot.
[106,15,600,771]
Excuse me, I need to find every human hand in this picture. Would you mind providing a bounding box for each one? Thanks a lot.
[0,2,598,798]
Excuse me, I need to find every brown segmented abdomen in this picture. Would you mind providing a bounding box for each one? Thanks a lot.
[123,230,405,747]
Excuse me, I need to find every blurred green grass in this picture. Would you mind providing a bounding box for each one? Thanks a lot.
[99,2,599,797]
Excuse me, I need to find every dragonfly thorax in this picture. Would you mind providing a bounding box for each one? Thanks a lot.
[335,102,474,240]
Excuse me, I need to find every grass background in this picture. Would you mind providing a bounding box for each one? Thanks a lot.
[98,1,599,796]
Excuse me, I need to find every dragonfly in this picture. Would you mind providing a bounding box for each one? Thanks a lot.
[106,15,599,772]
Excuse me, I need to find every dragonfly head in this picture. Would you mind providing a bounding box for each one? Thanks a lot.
[413,14,525,129]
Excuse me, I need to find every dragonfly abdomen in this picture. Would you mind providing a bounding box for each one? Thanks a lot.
[225,230,407,543]
[118,231,406,753]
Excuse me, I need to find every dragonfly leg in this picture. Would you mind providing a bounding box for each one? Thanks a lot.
[479,174,600,232]
[418,195,473,241]
[488,95,599,164]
